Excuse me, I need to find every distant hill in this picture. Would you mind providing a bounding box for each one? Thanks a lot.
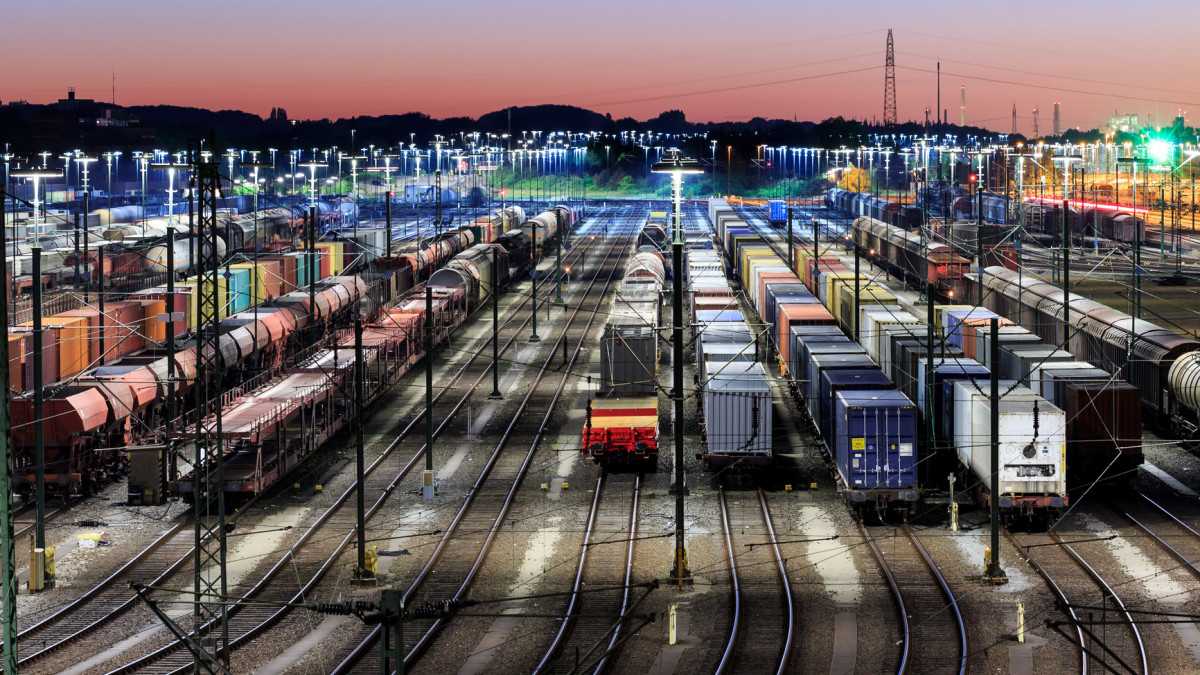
[0,97,1018,154]
[478,105,610,134]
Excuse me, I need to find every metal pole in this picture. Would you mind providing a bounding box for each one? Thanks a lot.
[423,286,435,500]
[98,244,105,364]
[988,316,1003,580]
[167,223,177,484]
[354,318,367,577]
[530,220,540,342]
[308,207,316,327]
[1160,183,1166,263]
[787,206,794,273]
[853,238,860,342]
[554,223,565,305]
[1062,200,1070,332]
[812,217,818,285]
[32,246,45,553]
[386,191,393,258]
[82,189,89,282]
[0,198,13,670]
[490,246,502,400]
[73,213,81,291]
[977,185,984,306]
[380,588,403,674]
[671,173,688,588]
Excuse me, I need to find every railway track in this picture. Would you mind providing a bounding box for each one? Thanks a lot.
[533,473,644,675]
[716,489,795,675]
[329,216,638,673]
[861,523,966,675]
[1121,490,1200,585]
[34,218,616,674]
[1007,527,1148,675]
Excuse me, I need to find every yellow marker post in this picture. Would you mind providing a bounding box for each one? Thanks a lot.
[669,604,677,645]
[1017,602,1025,643]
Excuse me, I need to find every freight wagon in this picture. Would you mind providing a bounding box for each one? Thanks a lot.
[586,247,665,471]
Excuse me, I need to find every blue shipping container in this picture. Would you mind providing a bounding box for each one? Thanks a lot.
[834,390,918,492]
[805,351,876,416]
[819,368,894,442]
[768,200,788,224]
[227,268,252,313]
[790,327,849,380]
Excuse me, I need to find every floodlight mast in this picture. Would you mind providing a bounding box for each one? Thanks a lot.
[652,149,702,590]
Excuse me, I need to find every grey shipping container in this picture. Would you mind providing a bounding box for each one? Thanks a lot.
[704,361,774,461]
[600,324,659,395]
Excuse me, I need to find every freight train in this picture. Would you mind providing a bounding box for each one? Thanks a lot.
[178,209,559,500]
[826,188,924,229]
[710,199,918,510]
[4,202,350,299]
[687,246,775,473]
[971,266,1200,438]
[1022,197,1147,244]
[835,206,1186,487]
[829,186,1145,247]
[851,216,972,295]
[584,234,665,470]
[6,206,545,501]
[711,199,1117,519]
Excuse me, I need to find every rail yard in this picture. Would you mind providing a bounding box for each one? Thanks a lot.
[7,145,1200,675]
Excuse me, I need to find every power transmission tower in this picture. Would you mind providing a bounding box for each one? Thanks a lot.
[1011,103,1018,136]
[190,137,230,672]
[883,29,897,126]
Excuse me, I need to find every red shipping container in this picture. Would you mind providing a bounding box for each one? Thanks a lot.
[756,271,801,316]
[8,333,27,392]
[777,303,837,369]
[260,255,297,292]
[109,301,147,355]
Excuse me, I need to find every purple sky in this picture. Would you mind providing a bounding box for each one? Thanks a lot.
[3,0,1198,131]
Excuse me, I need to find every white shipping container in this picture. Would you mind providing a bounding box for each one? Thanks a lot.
[952,382,1067,499]
[876,322,923,377]
[705,362,773,456]
[861,309,919,364]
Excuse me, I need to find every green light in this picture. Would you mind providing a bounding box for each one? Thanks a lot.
[1148,139,1171,164]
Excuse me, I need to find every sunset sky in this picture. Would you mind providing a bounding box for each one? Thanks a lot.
[4,0,1198,132]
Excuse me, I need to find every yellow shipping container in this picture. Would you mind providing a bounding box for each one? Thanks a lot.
[820,272,862,314]
[740,251,779,290]
[181,275,231,329]
[829,276,876,327]
[316,242,344,275]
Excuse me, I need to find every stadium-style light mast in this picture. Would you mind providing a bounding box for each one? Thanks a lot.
[651,149,703,590]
